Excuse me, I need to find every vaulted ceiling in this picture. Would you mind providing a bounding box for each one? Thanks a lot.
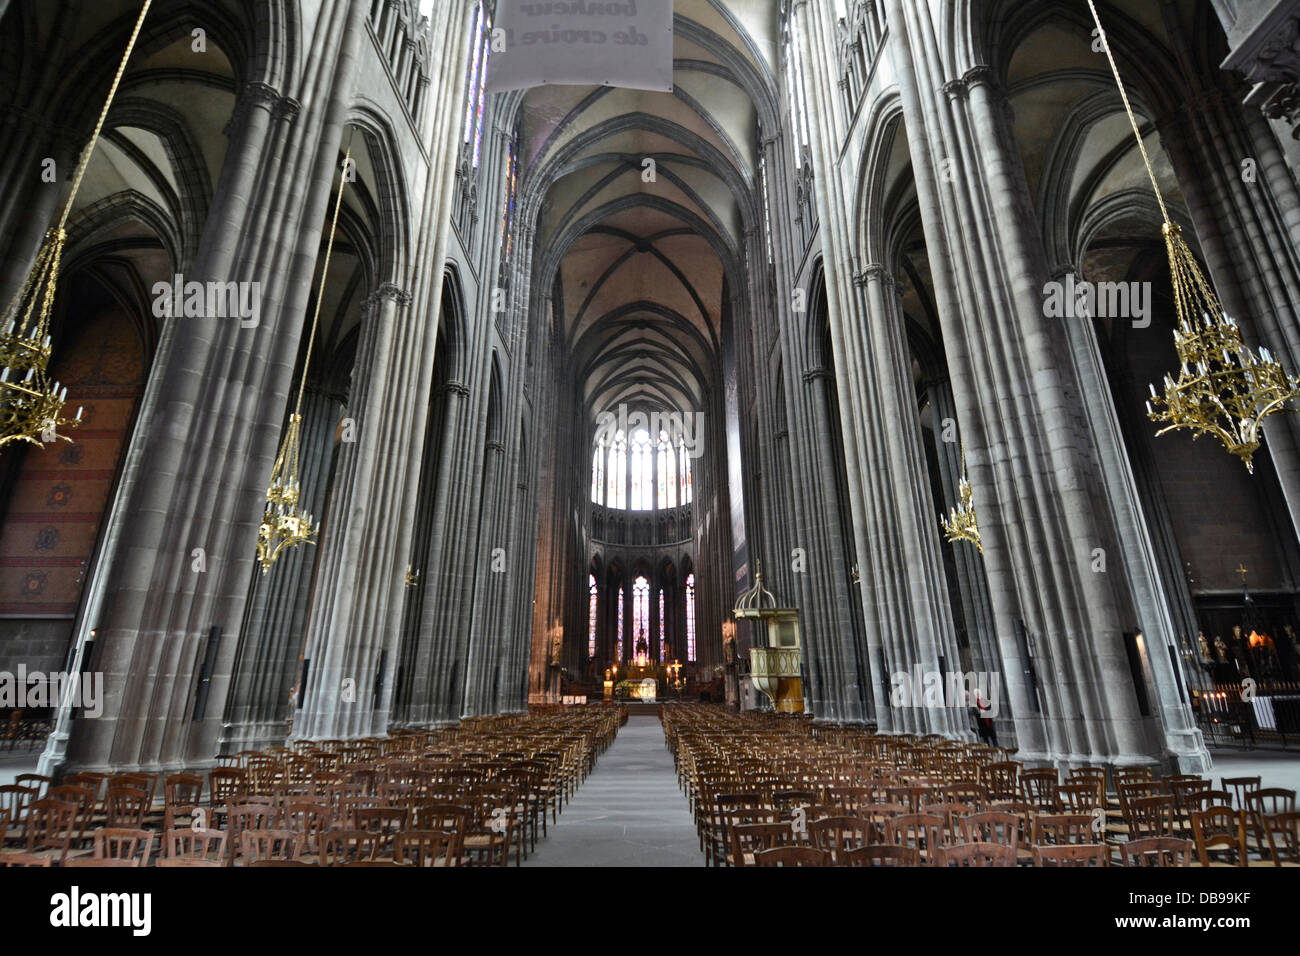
[515,0,779,420]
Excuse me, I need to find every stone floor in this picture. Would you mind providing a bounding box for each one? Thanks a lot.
[520,715,704,867]
[1206,748,1300,792]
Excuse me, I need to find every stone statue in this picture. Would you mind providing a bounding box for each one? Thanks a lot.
[1197,631,1212,663]
[1213,634,1228,664]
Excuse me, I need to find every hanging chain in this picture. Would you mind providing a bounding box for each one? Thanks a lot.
[57,0,154,233]
[1085,0,1171,225]
[295,146,352,417]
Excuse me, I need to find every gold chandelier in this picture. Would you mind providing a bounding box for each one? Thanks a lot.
[939,444,982,554]
[256,147,351,573]
[1089,0,1300,473]
[0,0,154,449]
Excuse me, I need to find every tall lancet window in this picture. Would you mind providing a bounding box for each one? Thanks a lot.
[591,438,605,504]
[607,430,627,509]
[630,429,653,510]
[679,440,693,505]
[686,573,697,661]
[498,135,520,287]
[632,576,650,658]
[760,155,775,264]
[783,13,811,168]
[463,2,491,167]
[658,589,666,661]
[656,431,676,509]
[588,574,598,657]
[615,586,624,662]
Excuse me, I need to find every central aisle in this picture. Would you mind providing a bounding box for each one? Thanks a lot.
[521,714,704,867]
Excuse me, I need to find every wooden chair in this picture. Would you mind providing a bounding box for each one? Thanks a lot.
[1220,776,1261,810]
[0,783,40,842]
[65,828,154,867]
[935,842,1016,867]
[1126,795,1177,839]
[248,859,313,867]
[843,844,919,867]
[1254,811,1299,865]
[1030,812,1095,845]
[14,774,51,799]
[48,784,97,848]
[162,827,227,865]
[730,823,797,867]
[238,830,300,865]
[320,830,384,866]
[1190,807,1249,867]
[807,816,873,865]
[983,762,1021,802]
[0,799,77,866]
[1032,843,1108,866]
[282,801,330,858]
[164,774,204,807]
[1059,781,1103,813]
[752,845,829,867]
[226,803,273,863]
[1022,768,1061,810]
[395,830,459,867]
[104,786,149,828]
[208,768,248,821]
[1118,837,1194,867]
[957,811,1020,854]
[885,813,946,864]
[1245,788,1295,817]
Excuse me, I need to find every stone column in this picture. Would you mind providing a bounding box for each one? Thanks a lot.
[219,381,345,753]
[48,0,368,775]
[882,0,1182,765]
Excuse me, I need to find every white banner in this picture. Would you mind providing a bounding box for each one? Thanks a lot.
[485,1,674,93]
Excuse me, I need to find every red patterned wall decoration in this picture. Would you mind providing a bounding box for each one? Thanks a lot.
[0,305,145,616]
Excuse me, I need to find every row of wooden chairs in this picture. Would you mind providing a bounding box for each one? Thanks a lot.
[1,707,625,866]
[663,705,1298,867]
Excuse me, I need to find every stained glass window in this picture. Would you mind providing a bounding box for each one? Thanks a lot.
[633,576,650,658]
[784,15,810,168]
[656,431,676,509]
[463,3,490,168]
[686,573,697,662]
[588,574,598,657]
[591,439,604,505]
[630,429,652,510]
[615,586,624,662]
[607,431,626,510]
[679,439,693,505]
[594,417,692,511]
[658,588,666,662]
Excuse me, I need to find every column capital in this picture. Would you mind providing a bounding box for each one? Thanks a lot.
[445,381,470,397]
[802,366,832,383]
[368,282,412,307]
[486,439,506,452]
[962,65,1000,92]
[941,78,969,100]
[854,262,893,288]
[227,82,294,135]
